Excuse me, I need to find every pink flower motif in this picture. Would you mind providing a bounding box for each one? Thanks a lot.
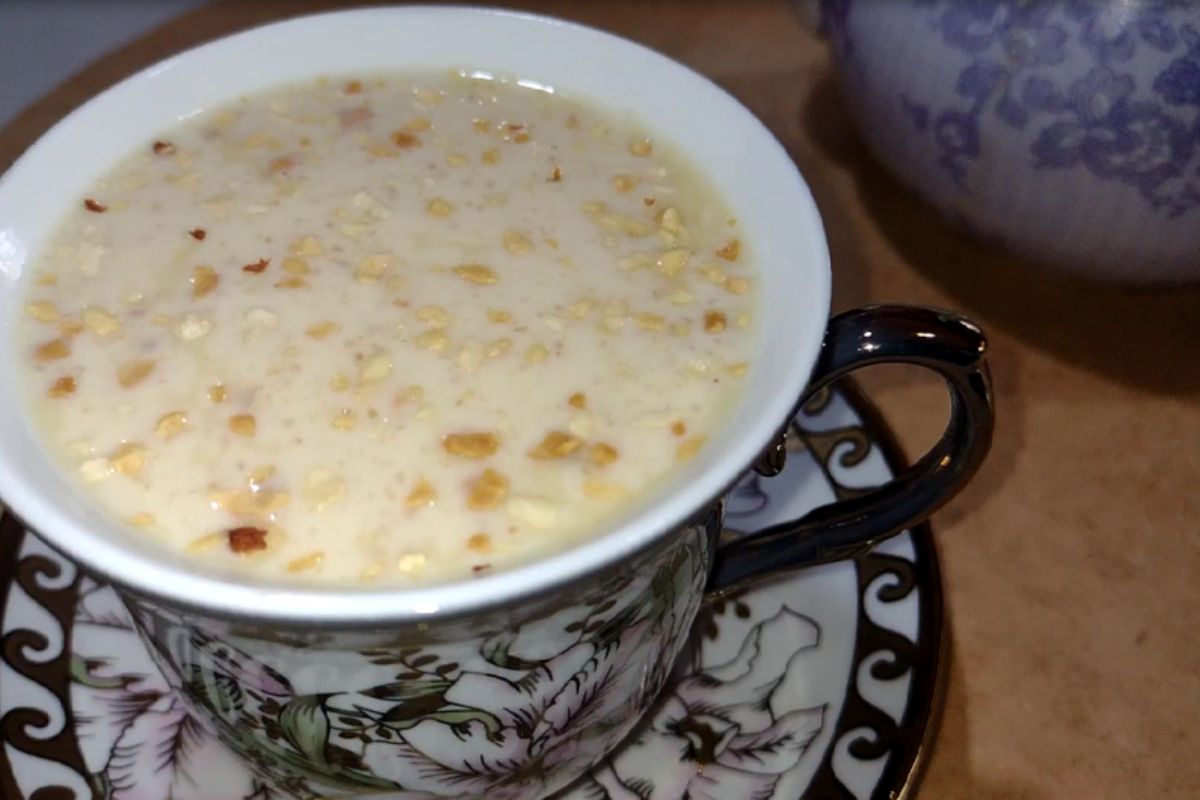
[70,583,256,800]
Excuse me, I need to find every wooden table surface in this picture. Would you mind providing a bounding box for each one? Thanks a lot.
[2,1,1197,797]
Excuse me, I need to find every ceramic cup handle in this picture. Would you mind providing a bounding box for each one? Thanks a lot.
[708,304,994,597]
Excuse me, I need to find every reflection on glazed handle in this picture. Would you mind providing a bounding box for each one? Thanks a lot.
[708,304,993,598]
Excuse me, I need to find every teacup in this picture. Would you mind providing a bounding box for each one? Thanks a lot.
[0,7,993,798]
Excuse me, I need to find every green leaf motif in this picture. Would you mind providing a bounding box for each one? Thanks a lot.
[481,629,541,671]
[278,695,332,772]
[218,713,396,793]
[69,654,126,690]
[421,709,504,736]
[209,673,244,718]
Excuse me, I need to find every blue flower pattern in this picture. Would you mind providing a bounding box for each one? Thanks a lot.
[861,1,1200,217]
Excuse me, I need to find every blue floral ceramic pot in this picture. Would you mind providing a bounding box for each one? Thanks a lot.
[818,0,1200,283]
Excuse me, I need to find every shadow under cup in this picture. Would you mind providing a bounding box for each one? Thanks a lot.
[0,7,994,798]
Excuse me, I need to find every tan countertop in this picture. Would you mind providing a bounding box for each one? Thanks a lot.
[2,1,1197,797]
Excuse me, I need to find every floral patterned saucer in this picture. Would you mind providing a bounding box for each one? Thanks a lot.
[0,385,942,800]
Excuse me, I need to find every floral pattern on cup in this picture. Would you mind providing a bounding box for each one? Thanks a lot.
[117,526,709,798]
[590,607,825,799]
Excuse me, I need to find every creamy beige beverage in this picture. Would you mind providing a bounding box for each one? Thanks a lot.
[15,71,757,585]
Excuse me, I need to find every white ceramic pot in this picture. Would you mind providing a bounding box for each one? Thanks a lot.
[812,0,1200,284]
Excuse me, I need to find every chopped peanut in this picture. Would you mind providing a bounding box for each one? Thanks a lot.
[506,496,559,529]
[658,249,691,277]
[210,487,288,516]
[306,321,338,339]
[486,338,512,358]
[287,552,325,573]
[175,314,213,340]
[186,532,225,554]
[25,302,59,323]
[227,526,268,554]
[590,442,619,466]
[82,307,121,337]
[704,311,728,333]
[524,343,549,363]
[482,147,501,165]
[568,392,587,410]
[454,263,498,285]
[48,376,76,398]
[443,431,499,459]
[155,411,188,440]
[612,174,638,193]
[467,469,509,510]
[404,116,432,133]
[660,207,683,235]
[586,203,653,237]
[360,352,392,385]
[247,465,275,486]
[416,305,452,328]
[717,239,741,261]
[397,553,427,573]
[303,470,346,511]
[415,329,450,352]
[406,477,437,508]
[486,309,512,324]
[228,414,256,437]
[191,266,219,298]
[281,257,309,275]
[636,313,666,332]
[117,360,155,388]
[354,254,389,282]
[331,408,357,430]
[391,131,421,149]
[457,340,483,372]
[677,436,707,461]
[109,443,148,476]
[528,430,583,460]
[426,197,454,217]
[628,138,653,156]
[80,458,111,483]
[725,276,751,295]
[35,339,70,361]
[58,320,85,338]
[503,230,533,255]
[583,478,629,501]
[208,384,227,403]
[292,236,324,256]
